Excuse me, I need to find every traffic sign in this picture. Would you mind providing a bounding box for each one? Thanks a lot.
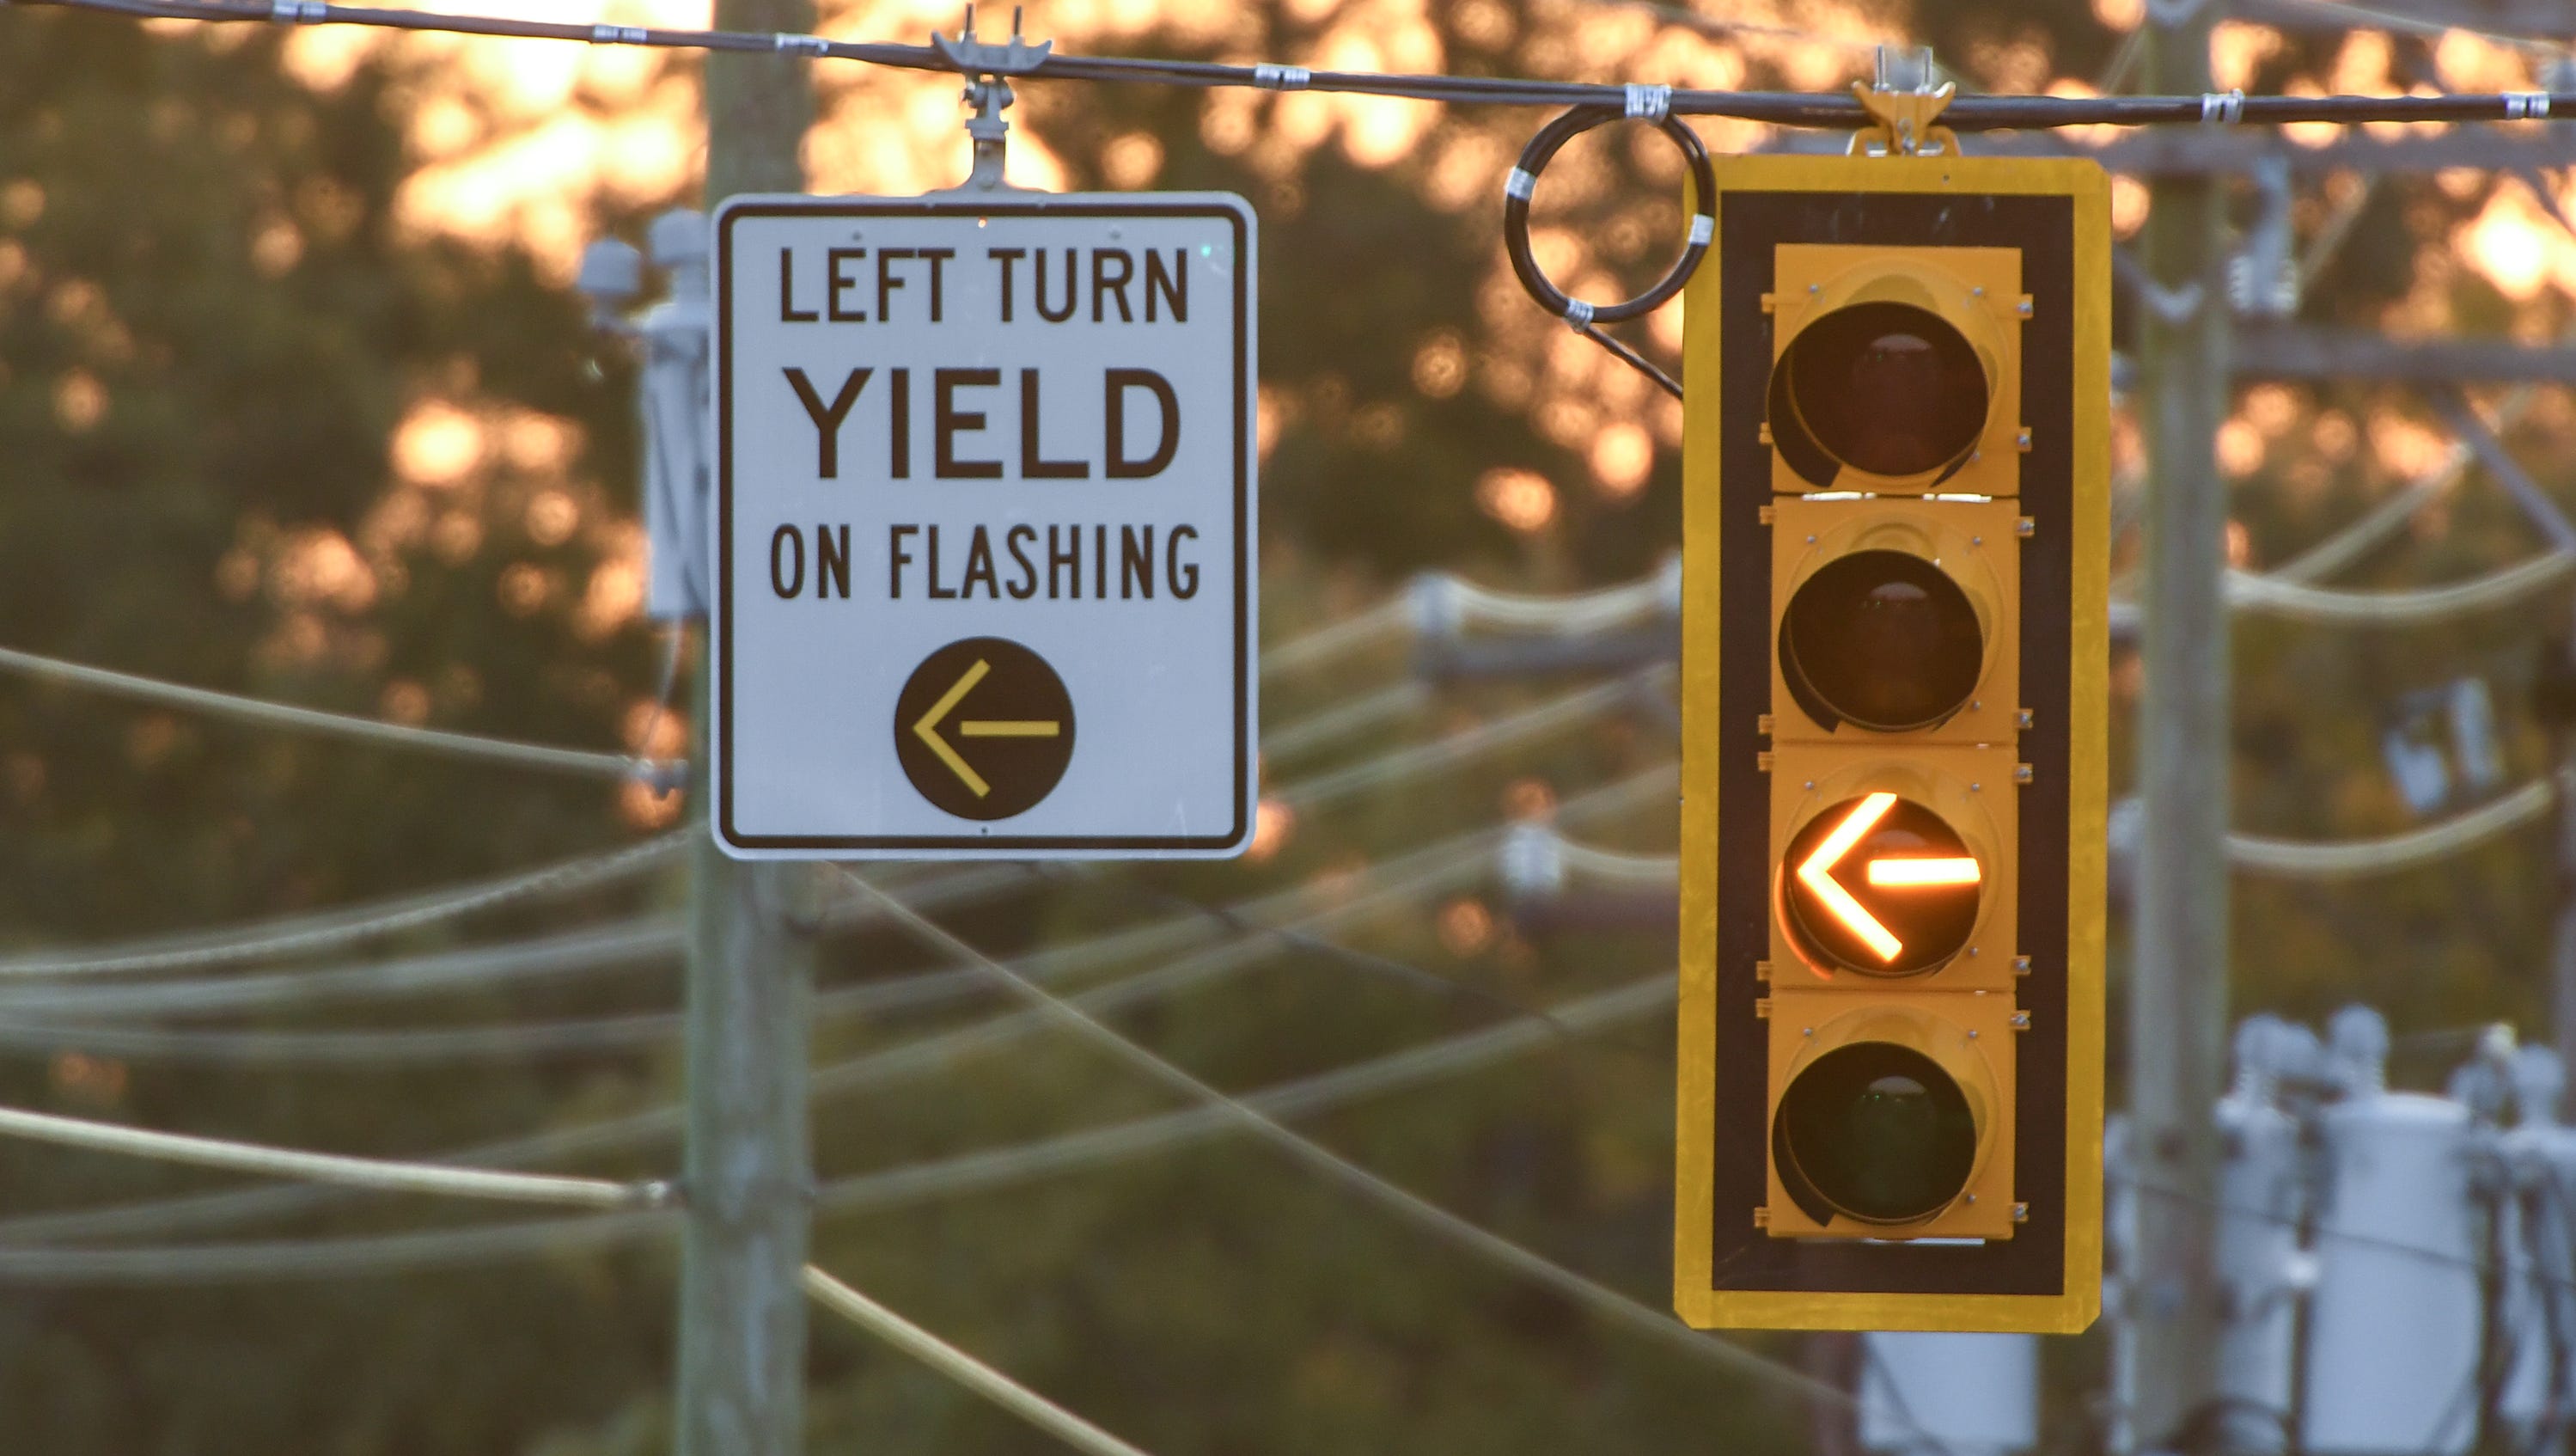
[709,194,1257,859]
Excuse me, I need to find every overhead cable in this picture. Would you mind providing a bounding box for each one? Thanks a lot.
[0,919,678,1019]
[1276,670,1667,811]
[27,0,2576,132]
[0,1102,669,1208]
[833,868,1874,1421]
[0,769,1676,1245]
[0,831,685,979]
[0,976,1674,1290]
[0,642,681,786]
[0,690,1655,1061]
[1260,598,1409,681]
[1262,680,1430,763]
[2226,777,2559,877]
[803,1265,1158,1456]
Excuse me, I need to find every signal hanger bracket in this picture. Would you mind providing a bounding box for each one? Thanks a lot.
[931,5,1054,193]
[1850,45,1960,158]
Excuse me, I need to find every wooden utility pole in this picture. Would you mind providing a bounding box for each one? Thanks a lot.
[680,6,818,1455]
[2127,5,2230,1450]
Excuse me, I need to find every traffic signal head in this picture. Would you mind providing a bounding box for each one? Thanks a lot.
[1676,155,2107,1334]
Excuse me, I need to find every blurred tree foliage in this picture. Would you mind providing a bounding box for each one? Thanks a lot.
[0,0,2567,1452]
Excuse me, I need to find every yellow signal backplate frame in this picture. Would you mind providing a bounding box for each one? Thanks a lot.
[1762,985,2020,1241]
[1767,742,2021,994]
[1677,151,2108,1337]
[1768,243,2028,499]
[1769,493,2024,747]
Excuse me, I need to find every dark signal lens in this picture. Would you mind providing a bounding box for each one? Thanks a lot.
[1774,1042,1978,1225]
[1780,550,1983,732]
[1770,302,1988,482]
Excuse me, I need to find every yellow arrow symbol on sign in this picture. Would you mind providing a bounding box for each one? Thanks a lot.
[1794,791,1981,964]
[912,658,1063,798]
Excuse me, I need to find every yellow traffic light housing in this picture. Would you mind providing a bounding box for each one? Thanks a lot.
[1676,153,2107,1335]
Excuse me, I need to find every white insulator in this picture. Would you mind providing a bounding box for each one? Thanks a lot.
[2300,1091,2481,1456]
[1859,1331,2037,1456]
[2213,1087,2301,1453]
[1495,823,1566,900]
[1407,572,1463,641]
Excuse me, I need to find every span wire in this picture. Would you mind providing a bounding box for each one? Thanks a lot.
[25,0,2576,132]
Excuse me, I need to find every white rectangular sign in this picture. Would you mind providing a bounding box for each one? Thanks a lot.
[711,193,1257,860]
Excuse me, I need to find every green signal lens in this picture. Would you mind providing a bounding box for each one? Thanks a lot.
[1779,549,1984,733]
[1771,302,1989,483]
[1773,1042,1978,1225]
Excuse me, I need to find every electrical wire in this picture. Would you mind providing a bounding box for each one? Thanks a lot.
[0,688,1657,1060]
[802,1264,1158,1456]
[0,642,681,786]
[832,869,1879,1424]
[1261,680,1431,763]
[0,772,1676,1248]
[1260,598,1410,681]
[1035,864,1665,1060]
[25,0,2576,131]
[0,1102,669,1208]
[0,919,679,1019]
[2227,777,2559,877]
[0,832,685,979]
[0,769,1672,1242]
[1274,670,1666,811]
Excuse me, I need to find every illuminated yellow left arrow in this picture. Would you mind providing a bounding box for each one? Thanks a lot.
[1797,792,1904,963]
[1795,792,1984,964]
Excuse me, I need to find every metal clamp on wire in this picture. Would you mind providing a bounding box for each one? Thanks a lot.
[931,5,1054,193]
[1499,101,1713,401]
[2506,92,2553,119]
[2199,89,2246,125]
[269,0,327,22]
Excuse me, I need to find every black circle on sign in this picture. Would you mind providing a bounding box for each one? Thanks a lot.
[892,637,1076,822]
[1779,793,1981,977]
